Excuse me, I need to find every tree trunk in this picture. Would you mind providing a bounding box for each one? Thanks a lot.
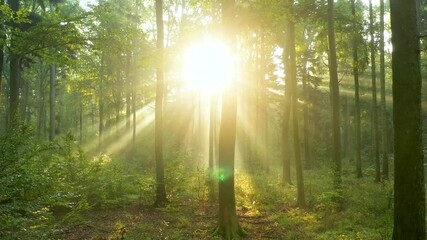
[126,53,131,131]
[0,0,4,116]
[115,69,121,136]
[292,100,305,207]
[8,0,20,127]
[261,48,269,172]
[132,81,136,144]
[255,48,261,167]
[49,2,57,141]
[327,0,341,185]
[208,96,216,201]
[391,0,425,238]
[99,53,105,149]
[288,1,305,207]
[282,19,292,185]
[302,54,312,169]
[49,64,56,141]
[22,79,30,124]
[9,53,19,127]
[154,0,167,206]
[379,0,389,179]
[217,0,245,239]
[37,62,45,139]
[282,88,292,185]
[342,96,349,159]
[351,0,362,178]
[80,101,83,143]
[369,0,381,182]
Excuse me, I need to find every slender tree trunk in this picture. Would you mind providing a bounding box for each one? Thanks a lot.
[302,54,312,169]
[9,54,19,127]
[261,49,269,172]
[49,2,57,141]
[99,53,105,149]
[282,90,292,185]
[288,1,305,207]
[4,78,8,127]
[91,103,94,131]
[351,0,362,178]
[8,0,20,127]
[369,0,381,182]
[264,103,269,172]
[282,19,292,185]
[155,0,167,206]
[79,101,83,143]
[255,48,261,167]
[125,50,131,130]
[379,0,389,179]
[132,82,136,144]
[37,62,45,139]
[342,96,349,159]
[217,1,245,239]
[208,96,216,201]
[49,64,56,141]
[22,80,30,124]
[0,0,4,116]
[327,0,341,185]
[292,99,305,207]
[390,0,425,238]
[115,69,121,136]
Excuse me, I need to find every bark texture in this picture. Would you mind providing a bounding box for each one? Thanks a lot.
[391,0,425,238]
[327,0,341,185]
[217,0,245,238]
[155,0,167,206]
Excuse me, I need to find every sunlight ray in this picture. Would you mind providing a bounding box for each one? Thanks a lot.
[82,102,155,154]
[103,106,155,155]
[235,99,270,171]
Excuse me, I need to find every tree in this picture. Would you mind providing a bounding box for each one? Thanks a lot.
[288,0,305,207]
[327,0,341,185]
[379,0,388,179]
[217,0,245,238]
[369,0,380,182]
[208,95,217,201]
[8,0,20,126]
[49,0,57,141]
[0,0,4,116]
[98,52,105,149]
[351,0,362,178]
[282,11,292,186]
[301,51,312,170]
[154,0,167,206]
[390,0,425,238]
[49,62,56,140]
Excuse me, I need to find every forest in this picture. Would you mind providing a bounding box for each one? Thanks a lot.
[0,0,425,239]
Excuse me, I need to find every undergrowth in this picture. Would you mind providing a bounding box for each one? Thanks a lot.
[0,125,395,239]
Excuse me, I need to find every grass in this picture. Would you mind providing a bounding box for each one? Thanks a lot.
[49,160,393,240]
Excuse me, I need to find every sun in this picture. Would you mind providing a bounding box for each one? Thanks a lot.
[182,37,233,95]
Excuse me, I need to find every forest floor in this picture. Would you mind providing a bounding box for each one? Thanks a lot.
[56,201,286,240]
[53,166,394,240]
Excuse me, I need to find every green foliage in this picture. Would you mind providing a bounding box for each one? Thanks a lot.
[164,151,210,203]
[229,166,392,240]
[0,125,54,239]
[0,126,144,239]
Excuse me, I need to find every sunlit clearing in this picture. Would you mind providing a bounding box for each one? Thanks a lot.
[182,38,233,95]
